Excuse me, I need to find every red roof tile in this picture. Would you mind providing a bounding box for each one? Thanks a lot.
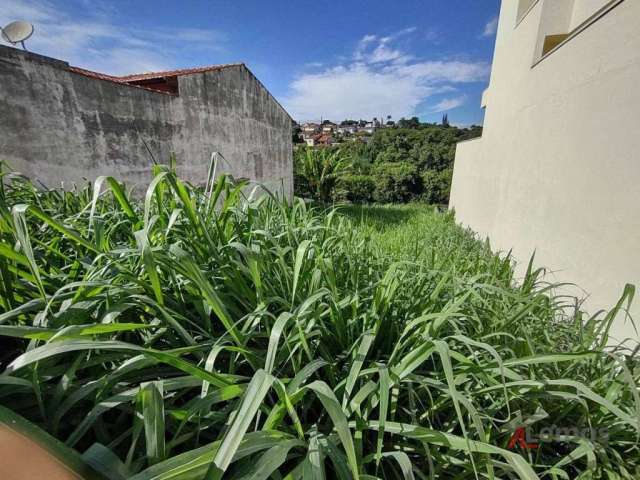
[67,63,243,94]
[118,63,243,82]
[68,66,122,83]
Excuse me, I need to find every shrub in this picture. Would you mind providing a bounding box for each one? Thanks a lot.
[0,162,638,479]
[333,174,375,203]
[293,146,350,202]
[421,167,453,205]
[293,169,312,198]
[373,161,421,203]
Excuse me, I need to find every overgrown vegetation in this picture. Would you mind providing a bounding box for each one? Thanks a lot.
[0,163,638,479]
[295,123,482,205]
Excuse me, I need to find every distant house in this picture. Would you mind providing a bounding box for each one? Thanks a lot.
[321,121,337,134]
[302,123,320,138]
[363,122,377,134]
[337,125,357,135]
[317,134,335,145]
[304,133,335,147]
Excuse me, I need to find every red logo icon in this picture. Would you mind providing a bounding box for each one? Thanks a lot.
[507,427,539,450]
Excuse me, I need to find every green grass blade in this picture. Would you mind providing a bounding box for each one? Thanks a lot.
[205,369,274,480]
[306,381,360,479]
[375,365,390,469]
[140,381,166,465]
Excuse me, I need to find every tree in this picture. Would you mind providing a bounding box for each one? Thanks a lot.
[397,117,420,129]
[295,121,483,204]
[291,121,304,144]
[294,147,350,202]
[333,174,375,203]
[421,168,453,204]
[373,162,421,203]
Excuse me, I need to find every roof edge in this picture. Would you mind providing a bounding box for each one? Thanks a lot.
[118,63,244,82]
[238,64,293,122]
[68,61,292,119]
[67,66,176,95]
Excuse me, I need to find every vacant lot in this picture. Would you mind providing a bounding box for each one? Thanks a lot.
[0,169,638,479]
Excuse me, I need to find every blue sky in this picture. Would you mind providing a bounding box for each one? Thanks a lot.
[2,0,500,125]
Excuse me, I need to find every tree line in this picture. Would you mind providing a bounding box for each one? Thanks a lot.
[294,122,482,205]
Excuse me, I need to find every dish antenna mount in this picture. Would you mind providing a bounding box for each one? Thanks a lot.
[1,21,34,51]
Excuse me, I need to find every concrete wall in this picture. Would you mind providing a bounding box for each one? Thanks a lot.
[0,45,293,196]
[450,0,640,343]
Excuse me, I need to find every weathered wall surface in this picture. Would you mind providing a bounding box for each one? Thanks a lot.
[0,45,292,196]
[449,0,640,343]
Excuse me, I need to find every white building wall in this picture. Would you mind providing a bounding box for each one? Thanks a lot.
[570,0,613,30]
[449,0,640,343]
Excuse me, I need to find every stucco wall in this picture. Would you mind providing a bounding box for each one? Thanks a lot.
[450,0,640,343]
[0,45,292,196]
[571,0,612,30]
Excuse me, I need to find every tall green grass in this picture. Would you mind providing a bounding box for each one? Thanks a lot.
[0,162,638,479]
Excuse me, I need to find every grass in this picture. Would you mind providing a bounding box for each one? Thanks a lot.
[0,162,639,479]
[340,204,469,259]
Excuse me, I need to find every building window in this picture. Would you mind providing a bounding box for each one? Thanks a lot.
[534,0,623,63]
[517,0,540,24]
[541,34,570,56]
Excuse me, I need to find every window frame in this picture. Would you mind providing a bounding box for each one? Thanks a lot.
[515,0,542,27]
[532,0,625,67]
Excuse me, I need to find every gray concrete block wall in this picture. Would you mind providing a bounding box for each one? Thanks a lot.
[0,45,293,196]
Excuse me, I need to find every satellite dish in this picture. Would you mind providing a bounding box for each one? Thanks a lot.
[1,21,34,50]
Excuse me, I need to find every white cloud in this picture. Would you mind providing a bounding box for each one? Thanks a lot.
[369,43,405,64]
[284,29,489,121]
[430,96,467,113]
[0,0,226,75]
[482,16,499,37]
